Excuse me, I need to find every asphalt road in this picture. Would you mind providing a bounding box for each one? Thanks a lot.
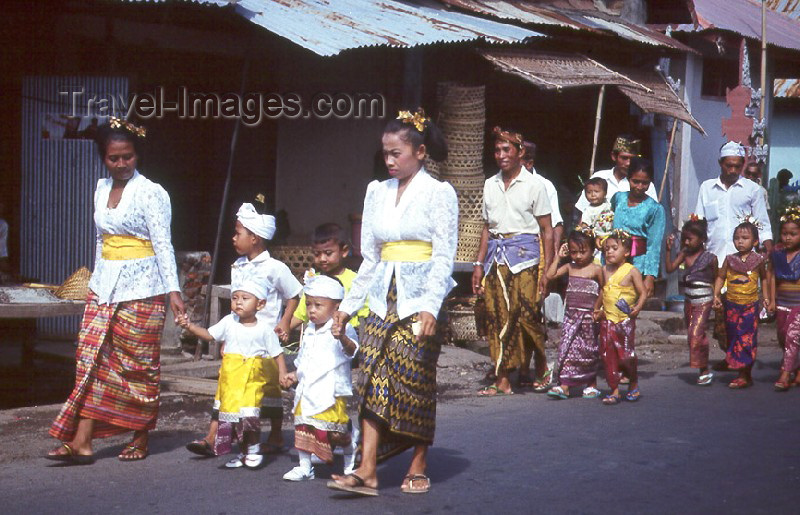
[1,355,798,515]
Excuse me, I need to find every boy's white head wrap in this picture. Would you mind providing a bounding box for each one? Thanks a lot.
[719,141,746,160]
[303,273,344,300]
[236,203,276,240]
[231,278,268,300]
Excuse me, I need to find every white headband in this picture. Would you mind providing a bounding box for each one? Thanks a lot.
[303,274,344,300]
[236,203,276,240]
[231,278,268,300]
[719,141,746,159]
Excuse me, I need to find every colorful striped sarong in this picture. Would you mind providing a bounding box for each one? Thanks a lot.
[600,318,637,391]
[554,276,600,386]
[50,291,166,441]
[294,397,350,464]
[685,300,712,369]
[358,276,441,463]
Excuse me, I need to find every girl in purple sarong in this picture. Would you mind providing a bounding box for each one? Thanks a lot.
[665,216,718,386]
[767,206,800,392]
[712,221,770,389]
[545,228,604,400]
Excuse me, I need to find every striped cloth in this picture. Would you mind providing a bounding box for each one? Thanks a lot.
[50,292,166,441]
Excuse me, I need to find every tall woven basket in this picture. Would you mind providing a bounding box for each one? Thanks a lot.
[55,266,91,300]
[456,220,484,263]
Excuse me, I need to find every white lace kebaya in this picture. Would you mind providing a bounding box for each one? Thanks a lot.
[340,169,458,321]
[89,170,181,305]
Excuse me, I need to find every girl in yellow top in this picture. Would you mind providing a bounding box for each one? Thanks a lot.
[595,230,646,405]
[712,221,769,389]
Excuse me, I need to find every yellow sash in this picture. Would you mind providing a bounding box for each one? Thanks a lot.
[380,240,432,262]
[102,234,155,260]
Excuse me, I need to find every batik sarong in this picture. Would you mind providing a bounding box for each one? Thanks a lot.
[723,300,758,369]
[358,277,441,463]
[776,306,800,373]
[684,301,712,369]
[554,276,600,386]
[50,291,166,441]
[294,397,350,464]
[600,318,637,391]
[484,263,544,373]
[210,353,267,455]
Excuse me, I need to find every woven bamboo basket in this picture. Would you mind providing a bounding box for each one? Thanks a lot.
[440,84,486,106]
[442,174,485,190]
[424,157,441,179]
[456,220,484,262]
[442,159,484,175]
[55,266,91,300]
[447,308,479,342]
[445,130,485,147]
[440,104,485,121]
[269,245,314,280]
[441,119,485,135]
[456,187,484,221]
[446,147,483,162]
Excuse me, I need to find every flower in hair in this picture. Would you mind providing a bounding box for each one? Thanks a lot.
[397,108,429,132]
[780,205,800,224]
[688,213,702,222]
[109,116,146,138]
[608,228,632,242]
[574,224,595,238]
[737,213,763,230]
[303,268,317,284]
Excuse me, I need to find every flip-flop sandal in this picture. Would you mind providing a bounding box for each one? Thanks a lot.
[327,473,379,497]
[582,387,601,399]
[532,369,553,393]
[118,443,149,462]
[602,394,622,405]
[186,439,215,457]
[401,474,431,494]
[773,381,791,392]
[45,443,95,465]
[728,378,752,389]
[625,388,641,402]
[546,386,568,400]
[477,385,513,397]
[697,373,714,386]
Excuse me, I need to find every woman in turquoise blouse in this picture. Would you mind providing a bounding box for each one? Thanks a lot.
[610,157,666,298]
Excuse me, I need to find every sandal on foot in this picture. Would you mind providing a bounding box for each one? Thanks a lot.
[45,443,95,465]
[546,386,568,400]
[327,473,379,497]
[186,439,215,457]
[602,394,622,405]
[118,443,148,462]
[774,381,791,392]
[625,388,641,402]
[697,373,714,386]
[478,385,513,397]
[401,474,431,494]
[582,387,601,399]
[619,376,631,385]
[532,369,553,393]
[728,378,752,389]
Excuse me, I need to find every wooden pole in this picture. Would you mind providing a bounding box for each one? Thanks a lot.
[589,85,606,176]
[658,118,679,202]
[759,0,767,147]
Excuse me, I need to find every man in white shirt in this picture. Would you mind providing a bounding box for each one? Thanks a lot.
[695,142,773,262]
[473,127,553,396]
[575,135,657,214]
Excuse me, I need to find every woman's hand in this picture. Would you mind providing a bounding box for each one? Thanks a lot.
[332,311,352,338]
[416,311,437,341]
[169,291,185,318]
[472,265,484,295]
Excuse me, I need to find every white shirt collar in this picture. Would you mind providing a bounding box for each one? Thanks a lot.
[713,176,744,191]
[305,318,334,334]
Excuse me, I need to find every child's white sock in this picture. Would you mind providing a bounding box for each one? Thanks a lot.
[298,451,313,473]
[247,443,260,456]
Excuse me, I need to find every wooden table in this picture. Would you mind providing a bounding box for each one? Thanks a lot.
[0,289,85,366]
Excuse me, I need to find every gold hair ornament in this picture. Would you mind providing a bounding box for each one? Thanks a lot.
[574,224,595,238]
[397,108,429,132]
[109,116,146,138]
[608,228,632,242]
[780,205,800,224]
[736,213,763,230]
[255,193,266,204]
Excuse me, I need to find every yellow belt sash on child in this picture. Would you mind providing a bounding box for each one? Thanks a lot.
[102,234,155,260]
[380,240,432,262]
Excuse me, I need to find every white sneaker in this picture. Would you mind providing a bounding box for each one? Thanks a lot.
[225,453,245,468]
[244,453,263,469]
[283,466,315,481]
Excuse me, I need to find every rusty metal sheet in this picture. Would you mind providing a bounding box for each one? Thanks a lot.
[775,77,800,96]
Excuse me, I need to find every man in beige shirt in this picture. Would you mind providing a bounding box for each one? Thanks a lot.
[473,127,553,396]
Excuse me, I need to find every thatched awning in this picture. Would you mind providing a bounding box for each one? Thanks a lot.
[479,49,706,134]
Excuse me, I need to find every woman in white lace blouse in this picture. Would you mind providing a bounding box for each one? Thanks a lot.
[47,119,184,464]
[328,110,457,496]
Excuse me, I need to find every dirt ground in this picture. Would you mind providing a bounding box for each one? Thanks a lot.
[0,319,785,465]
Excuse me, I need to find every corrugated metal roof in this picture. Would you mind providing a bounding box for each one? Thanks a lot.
[767,0,800,20]
[125,0,544,56]
[673,0,800,51]
[440,0,695,51]
[775,77,800,96]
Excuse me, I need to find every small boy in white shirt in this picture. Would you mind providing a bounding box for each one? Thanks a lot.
[579,177,614,258]
[179,279,288,469]
[282,273,358,481]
